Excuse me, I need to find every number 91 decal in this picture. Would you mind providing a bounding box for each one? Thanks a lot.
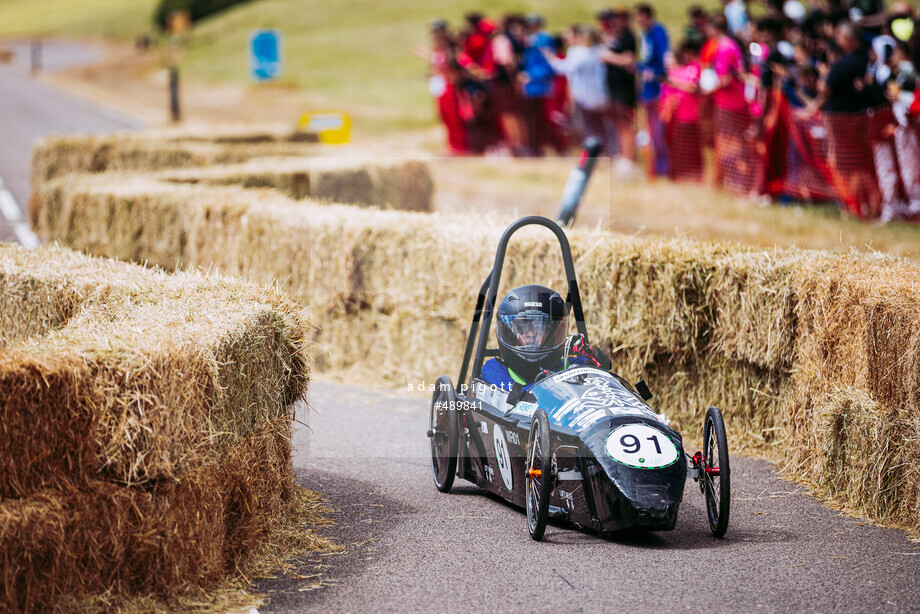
[605,423,679,469]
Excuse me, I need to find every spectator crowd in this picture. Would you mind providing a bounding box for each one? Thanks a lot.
[416,1,920,223]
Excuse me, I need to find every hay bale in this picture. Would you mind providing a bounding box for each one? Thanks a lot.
[31,132,327,188]
[0,244,314,607]
[814,389,920,534]
[0,421,296,611]
[31,136,203,186]
[1,249,307,490]
[158,156,434,211]
[151,123,318,144]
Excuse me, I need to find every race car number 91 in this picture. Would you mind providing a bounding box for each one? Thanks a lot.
[605,423,679,469]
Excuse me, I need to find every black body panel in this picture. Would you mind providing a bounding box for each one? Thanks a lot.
[458,367,686,533]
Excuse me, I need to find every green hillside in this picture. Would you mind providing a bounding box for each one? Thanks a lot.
[0,0,159,38]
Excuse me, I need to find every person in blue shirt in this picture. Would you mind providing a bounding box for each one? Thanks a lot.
[636,3,671,177]
[480,284,597,395]
[519,14,556,156]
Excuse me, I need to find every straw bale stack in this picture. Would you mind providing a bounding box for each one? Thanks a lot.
[31,133,322,187]
[159,156,434,211]
[33,132,434,213]
[28,143,920,536]
[0,244,314,609]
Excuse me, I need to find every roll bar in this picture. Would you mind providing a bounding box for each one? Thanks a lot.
[458,216,589,389]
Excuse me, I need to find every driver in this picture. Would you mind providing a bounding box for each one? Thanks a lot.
[480,284,576,393]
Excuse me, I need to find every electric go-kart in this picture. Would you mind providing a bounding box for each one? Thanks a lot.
[427,216,730,541]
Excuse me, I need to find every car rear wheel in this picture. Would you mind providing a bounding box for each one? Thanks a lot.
[526,409,553,541]
[428,375,458,493]
[703,406,731,537]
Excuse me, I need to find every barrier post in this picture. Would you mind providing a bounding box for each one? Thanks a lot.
[169,66,181,122]
[555,137,604,227]
[30,39,41,75]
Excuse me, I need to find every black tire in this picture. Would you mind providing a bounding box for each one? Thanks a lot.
[525,409,553,541]
[703,406,731,538]
[429,375,458,493]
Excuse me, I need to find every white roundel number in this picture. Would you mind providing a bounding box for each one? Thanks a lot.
[493,426,513,491]
[605,423,679,469]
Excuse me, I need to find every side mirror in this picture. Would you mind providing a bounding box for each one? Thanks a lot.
[635,379,653,401]
[595,349,612,371]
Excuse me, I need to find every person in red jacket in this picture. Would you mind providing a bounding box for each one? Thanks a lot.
[415,20,468,154]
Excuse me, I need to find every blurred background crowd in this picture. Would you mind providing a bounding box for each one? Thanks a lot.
[417,1,920,222]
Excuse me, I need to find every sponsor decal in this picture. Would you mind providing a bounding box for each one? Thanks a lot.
[546,371,660,430]
[552,394,652,430]
[605,423,679,469]
[480,421,488,435]
[524,301,543,307]
[571,408,609,429]
[475,381,513,411]
[483,464,495,482]
[583,375,613,388]
[579,382,647,411]
[513,401,538,417]
[506,429,520,446]
[553,367,601,382]
[493,426,514,491]
[551,398,581,421]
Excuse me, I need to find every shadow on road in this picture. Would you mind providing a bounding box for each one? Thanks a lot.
[447,480,796,551]
[255,469,415,612]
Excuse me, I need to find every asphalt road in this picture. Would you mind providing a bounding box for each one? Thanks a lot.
[0,39,138,245]
[268,381,920,613]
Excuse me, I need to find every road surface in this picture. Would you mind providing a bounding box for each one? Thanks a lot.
[0,39,138,245]
[263,381,920,613]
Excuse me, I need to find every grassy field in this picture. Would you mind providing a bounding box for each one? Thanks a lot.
[178,0,719,132]
[0,0,159,38]
[434,157,920,261]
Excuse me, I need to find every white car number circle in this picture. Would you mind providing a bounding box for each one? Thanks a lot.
[494,426,513,490]
[605,423,679,469]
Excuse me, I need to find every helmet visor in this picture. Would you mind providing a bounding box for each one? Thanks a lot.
[497,313,567,352]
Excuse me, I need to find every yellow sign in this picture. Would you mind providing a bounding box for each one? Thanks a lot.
[298,111,351,144]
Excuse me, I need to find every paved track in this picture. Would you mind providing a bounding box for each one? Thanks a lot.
[264,381,920,613]
[0,40,138,244]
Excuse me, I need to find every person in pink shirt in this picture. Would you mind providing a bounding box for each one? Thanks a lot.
[709,15,748,114]
[663,39,704,181]
[706,13,757,192]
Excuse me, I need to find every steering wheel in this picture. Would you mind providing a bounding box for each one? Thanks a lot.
[564,333,611,370]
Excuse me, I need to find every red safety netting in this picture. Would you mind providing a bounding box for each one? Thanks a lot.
[666,120,704,183]
[763,96,836,204]
[713,106,764,196]
[705,93,920,221]
[823,110,880,218]
[752,95,920,221]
